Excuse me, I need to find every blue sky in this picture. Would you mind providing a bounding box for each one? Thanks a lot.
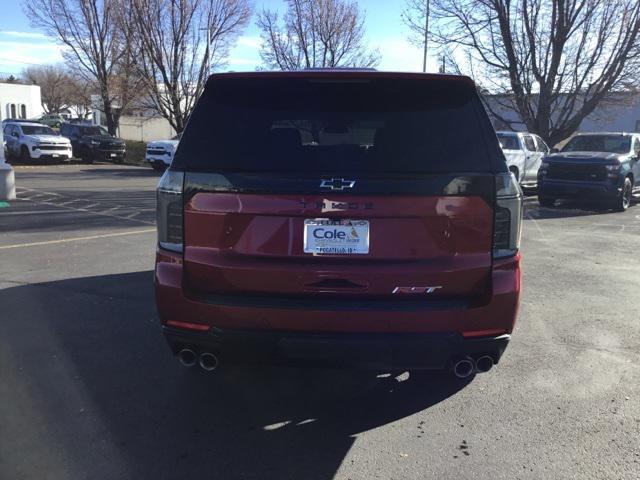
[0,0,433,77]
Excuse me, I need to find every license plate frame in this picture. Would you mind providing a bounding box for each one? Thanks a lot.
[303,219,370,255]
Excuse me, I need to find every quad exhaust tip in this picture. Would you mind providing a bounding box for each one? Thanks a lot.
[199,352,219,372]
[178,348,197,367]
[475,355,494,373]
[452,357,475,378]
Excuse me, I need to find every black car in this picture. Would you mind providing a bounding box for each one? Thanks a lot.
[538,133,640,211]
[59,123,126,163]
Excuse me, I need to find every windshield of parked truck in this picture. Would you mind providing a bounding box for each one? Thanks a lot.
[21,125,55,135]
[496,133,520,150]
[80,126,110,136]
[562,135,631,154]
[174,76,495,173]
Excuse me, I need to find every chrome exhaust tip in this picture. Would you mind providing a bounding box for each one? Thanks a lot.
[199,352,219,372]
[475,355,494,373]
[177,348,197,367]
[452,357,475,378]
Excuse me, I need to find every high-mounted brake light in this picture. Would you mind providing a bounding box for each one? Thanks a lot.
[493,172,523,259]
[157,170,184,252]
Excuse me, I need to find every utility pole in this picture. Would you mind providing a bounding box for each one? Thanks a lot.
[200,27,211,75]
[422,0,430,72]
[206,27,211,75]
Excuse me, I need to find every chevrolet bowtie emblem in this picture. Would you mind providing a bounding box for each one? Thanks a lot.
[320,178,356,190]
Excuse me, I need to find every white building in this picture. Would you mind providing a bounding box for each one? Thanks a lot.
[0,82,44,122]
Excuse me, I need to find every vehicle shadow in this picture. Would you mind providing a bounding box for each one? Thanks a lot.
[523,199,626,220]
[0,271,471,480]
[79,166,161,177]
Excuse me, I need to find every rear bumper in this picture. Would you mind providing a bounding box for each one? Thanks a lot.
[163,326,510,370]
[155,249,521,369]
[146,154,172,165]
[537,178,620,200]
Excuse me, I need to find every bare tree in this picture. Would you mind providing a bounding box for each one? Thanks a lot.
[25,0,138,134]
[257,0,380,70]
[22,65,75,114]
[404,0,640,145]
[129,0,251,133]
[3,75,21,84]
[67,73,98,118]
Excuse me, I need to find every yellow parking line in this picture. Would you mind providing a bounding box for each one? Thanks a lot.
[0,229,156,250]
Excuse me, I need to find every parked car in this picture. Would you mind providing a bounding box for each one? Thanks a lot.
[2,121,72,162]
[154,71,523,377]
[60,123,126,163]
[496,131,549,187]
[146,133,181,171]
[38,114,66,129]
[538,132,640,211]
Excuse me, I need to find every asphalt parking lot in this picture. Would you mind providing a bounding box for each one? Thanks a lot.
[0,164,638,480]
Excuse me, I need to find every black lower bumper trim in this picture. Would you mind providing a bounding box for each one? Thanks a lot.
[538,182,618,200]
[163,326,510,370]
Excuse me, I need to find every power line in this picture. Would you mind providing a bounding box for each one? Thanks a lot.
[0,56,56,67]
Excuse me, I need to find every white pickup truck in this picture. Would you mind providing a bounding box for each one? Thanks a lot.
[496,131,550,188]
[146,133,181,171]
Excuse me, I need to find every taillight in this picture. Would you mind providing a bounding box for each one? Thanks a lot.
[157,169,184,252]
[493,173,522,259]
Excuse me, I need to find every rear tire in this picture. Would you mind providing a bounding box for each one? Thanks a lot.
[613,177,632,212]
[539,196,556,208]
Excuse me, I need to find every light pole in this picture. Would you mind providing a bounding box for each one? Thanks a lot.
[422,0,430,73]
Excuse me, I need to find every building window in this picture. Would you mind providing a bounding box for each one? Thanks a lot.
[20,104,27,119]
[635,120,640,132]
[10,104,16,118]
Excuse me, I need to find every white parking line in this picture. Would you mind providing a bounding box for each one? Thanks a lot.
[14,187,154,225]
[0,229,156,250]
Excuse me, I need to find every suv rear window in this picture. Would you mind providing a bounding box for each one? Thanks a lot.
[173,76,494,174]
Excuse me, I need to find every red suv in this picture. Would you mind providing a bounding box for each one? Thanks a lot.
[154,71,522,377]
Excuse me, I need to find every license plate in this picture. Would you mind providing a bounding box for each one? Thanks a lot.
[52,154,59,158]
[110,153,117,157]
[303,219,369,255]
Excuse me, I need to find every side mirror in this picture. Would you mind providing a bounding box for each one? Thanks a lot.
[550,147,559,153]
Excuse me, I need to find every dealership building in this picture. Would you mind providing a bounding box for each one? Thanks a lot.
[0,82,43,123]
